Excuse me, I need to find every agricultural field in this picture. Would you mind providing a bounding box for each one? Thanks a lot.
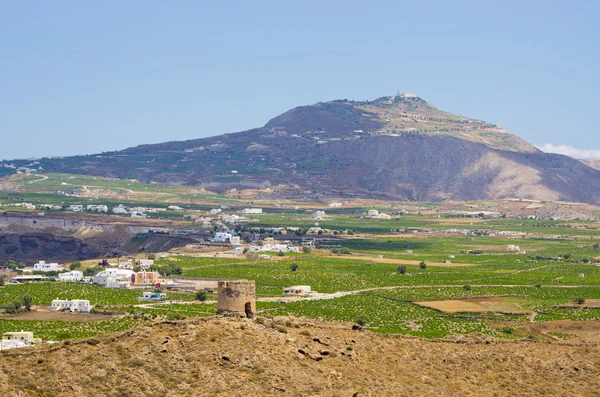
[1,175,600,343]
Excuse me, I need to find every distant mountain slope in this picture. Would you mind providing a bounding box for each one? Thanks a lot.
[15,94,600,204]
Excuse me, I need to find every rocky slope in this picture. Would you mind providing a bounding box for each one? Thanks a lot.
[19,94,600,204]
[0,317,598,396]
[0,212,197,263]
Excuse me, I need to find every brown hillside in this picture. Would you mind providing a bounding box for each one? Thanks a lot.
[24,94,600,205]
[1,317,599,396]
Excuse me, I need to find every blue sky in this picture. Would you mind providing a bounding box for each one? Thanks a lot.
[0,0,598,160]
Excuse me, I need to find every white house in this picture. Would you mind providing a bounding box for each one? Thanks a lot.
[87,205,108,213]
[138,291,167,302]
[508,245,520,252]
[329,202,343,208]
[68,205,84,212]
[367,209,379,217]
[51,299,92,313]
[212,232,232,243]
[92,268,135,288]
[112,205,129,214]
[242,208,263,215]
[283,286,311,295]
[210,208,222,214]
[58,270,83,282]
[230,236,241,245]
[33,261,61,272]
[1,331,41,350]
[315,210,326,220]
[131,211,147,219]
[167,205,183,211]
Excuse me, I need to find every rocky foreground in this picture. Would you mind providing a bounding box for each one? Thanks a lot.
[0,317,598,396]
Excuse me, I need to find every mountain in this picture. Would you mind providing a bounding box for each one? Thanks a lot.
[21,94,600,204]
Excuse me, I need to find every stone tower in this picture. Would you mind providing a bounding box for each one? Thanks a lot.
[217,280,256,318]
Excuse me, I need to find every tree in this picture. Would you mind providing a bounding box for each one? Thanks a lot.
[132,265,142,273]
[0,277,4,286]
[419,262,427,270]
[302,247,311,254]
[148,254,156,260]
[69,261,82,270]
[463,285,471,291]
[355,316,368,327]
[277,251,285,256]
[17,262,26,269]
[5,260,16,270]
[84,266,103,277]
[290,263,299,272]
[23,294,32,311]
[397,265,407,274]
[196,291,207,301]
[574,297,585,305]
[594,242,599,250]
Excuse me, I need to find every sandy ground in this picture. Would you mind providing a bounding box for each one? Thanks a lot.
[414,298,529,314]
[0,309,122,322]
[0,317,598,396]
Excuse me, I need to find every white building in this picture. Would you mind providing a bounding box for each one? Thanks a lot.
[58,271,83,282]
[315,210,326,220]
[167,205,183,211]
[252,243,301,254]
[1,331,41,350]
[508,245,520,252]
[242,208,263,215]
[212,232,232,243]
[283,285,311,295]
[68,205,84,212]
[87,205,108,213]
[367,209,379,217]
[329,202,343,208]
[131,211,147,219]
[92,268,135,288]
[51,299,92,313]
[210,208,222,214]
[33,261,61,272]
[230,236,241,245]
[139,291,167,302]
[112,205,129,214]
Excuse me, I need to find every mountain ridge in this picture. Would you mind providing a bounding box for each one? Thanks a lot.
[7,94,600,205]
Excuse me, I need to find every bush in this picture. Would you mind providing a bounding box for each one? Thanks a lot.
[573,297,585,305]
[23,294,32,311]
[302,247,311,254]
[419,262,427,269]
[463,285,471,291]
[534,284,541,288]
[355,316,368,327]
[277,251,285,257]
[397,265,407,275]
[69,261,82,270]
[290,263,299,272]
[196,291,207,301]
[501,327,514,335]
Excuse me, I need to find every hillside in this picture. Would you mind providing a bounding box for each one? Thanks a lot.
[1,317,598,396]
[14,94,600,205]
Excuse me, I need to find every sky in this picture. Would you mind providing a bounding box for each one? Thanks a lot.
[0,0,598,160]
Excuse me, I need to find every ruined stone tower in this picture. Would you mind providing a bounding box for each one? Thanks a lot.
[216,280,256,318]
